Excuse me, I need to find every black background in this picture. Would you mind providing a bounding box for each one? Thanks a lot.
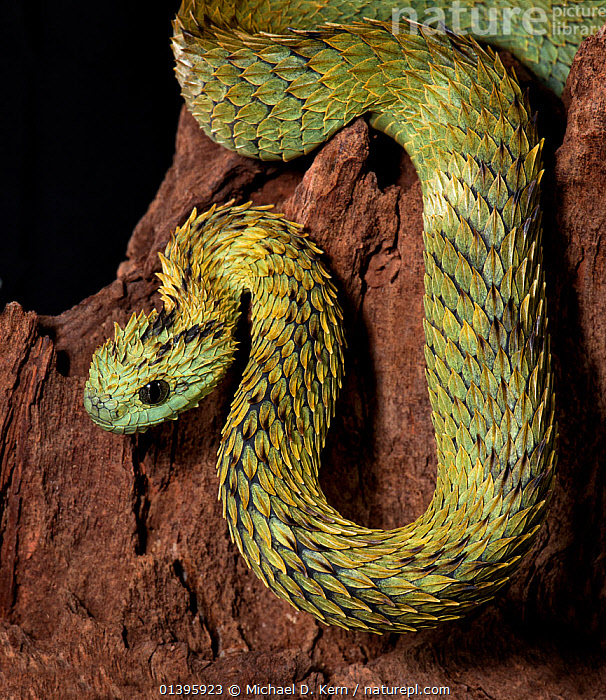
[1,1,182,315]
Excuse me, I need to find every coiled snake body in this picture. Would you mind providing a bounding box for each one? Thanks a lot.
[84,1,604,632]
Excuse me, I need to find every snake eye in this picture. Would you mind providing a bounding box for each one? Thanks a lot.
[139,379,170,405]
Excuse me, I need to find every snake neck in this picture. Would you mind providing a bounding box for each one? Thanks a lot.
[162,201,346,412]
[211,205,346,504]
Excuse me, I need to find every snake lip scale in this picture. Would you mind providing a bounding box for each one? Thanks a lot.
[84,1,603,633]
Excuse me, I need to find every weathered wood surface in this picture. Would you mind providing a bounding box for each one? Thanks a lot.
[0,32,605,699]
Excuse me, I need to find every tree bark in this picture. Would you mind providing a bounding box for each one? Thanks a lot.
[1,32,605,699]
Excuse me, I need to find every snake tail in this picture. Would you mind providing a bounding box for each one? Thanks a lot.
[84,3,561,632]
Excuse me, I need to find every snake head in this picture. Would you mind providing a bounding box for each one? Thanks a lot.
[84,307,236,435]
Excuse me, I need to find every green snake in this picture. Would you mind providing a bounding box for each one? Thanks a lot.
[84,1,604,633]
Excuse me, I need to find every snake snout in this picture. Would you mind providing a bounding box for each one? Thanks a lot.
[83,385,130,434]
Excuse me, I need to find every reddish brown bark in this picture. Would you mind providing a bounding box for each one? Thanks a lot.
[1,32,605,699]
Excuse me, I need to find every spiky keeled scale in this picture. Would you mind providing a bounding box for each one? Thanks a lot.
[84,0,605,632]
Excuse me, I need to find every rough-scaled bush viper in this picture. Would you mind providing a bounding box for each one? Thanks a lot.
[84,1,605,632]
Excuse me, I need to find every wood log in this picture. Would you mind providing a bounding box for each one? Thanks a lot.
[0,31,605,699]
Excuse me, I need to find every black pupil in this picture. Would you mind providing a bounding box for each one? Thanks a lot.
[139,380,170,405]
